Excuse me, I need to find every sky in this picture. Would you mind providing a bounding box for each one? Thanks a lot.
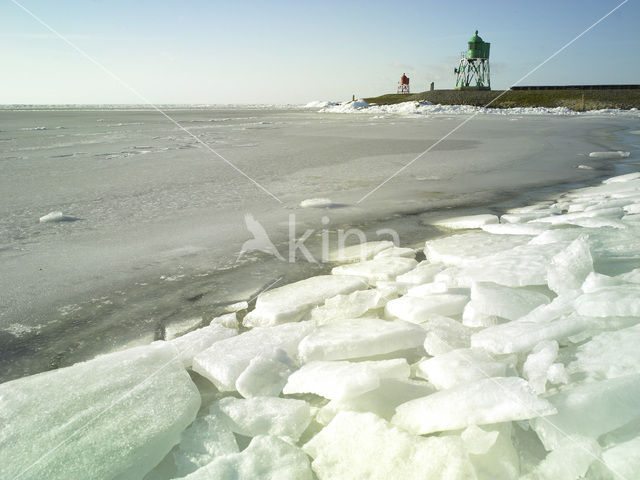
[1,0,639,104]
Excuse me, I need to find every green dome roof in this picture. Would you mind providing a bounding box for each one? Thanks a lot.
[469,30,483,43]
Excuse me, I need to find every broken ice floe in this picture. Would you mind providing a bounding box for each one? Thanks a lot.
[7,169,640,479]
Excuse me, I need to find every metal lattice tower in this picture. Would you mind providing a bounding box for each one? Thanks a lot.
[454,30,491,90]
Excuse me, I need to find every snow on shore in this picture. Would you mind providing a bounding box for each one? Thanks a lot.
[4,164,640,479]
[315,99,640,117]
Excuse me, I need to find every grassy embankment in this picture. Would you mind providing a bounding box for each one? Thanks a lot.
[363,89,640,110]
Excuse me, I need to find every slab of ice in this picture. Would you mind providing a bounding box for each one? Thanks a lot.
[547,236,593,294]
[603,172,640,183]
[416,348,514,390]
[170,322,237,367]
[430,213,499,229]
[396,261,444,284]
[331,257,417,286]
[299,197,333,208]
[523,340,559,394]
[244,275,367,327]
[164,316,204,340]
[303,411,475,480]
[182,435,313,480]
[422,315,473,355]
[501,211,554,223]
[316,378,435,424]
[534,206,625,226]
[567,324,640,381]
[463,423,519,480]
[588,151,631,158]
[471,314,591,354]
[173,410,239,476]
[456,243,567,287]
[595,435,640,480]
[39,211,75,223]
[0,342,200,480]
[424,232,531,266]
[192,321,314,391]
[327,240,394,263]
[521,436,600,480]
[298,317,425,362]
[210,312,239,329]
[531,374,640,451]
[215,396,311,442]
[310,289,390,325]
[518,291,580,323]
[385,293,469,322]
[235,349,295,398]
[283,359,408,400]
[461,302,500,327]
[406,281,451,297]
[575,285,640,317]
[392,377,555,435]
[481,222,549,235]
[470,282,550,321]
[374,246,416,259]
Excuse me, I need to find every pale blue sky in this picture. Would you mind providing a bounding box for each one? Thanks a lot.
[1,0,638,104]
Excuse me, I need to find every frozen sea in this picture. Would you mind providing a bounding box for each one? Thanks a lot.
[1,104,638,382]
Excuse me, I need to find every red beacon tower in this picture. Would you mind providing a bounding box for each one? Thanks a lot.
[397,73,410,94]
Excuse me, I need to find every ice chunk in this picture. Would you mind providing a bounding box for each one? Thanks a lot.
[546,363,569,385]
[567,324,640,381]
[192,321,314,391]
[310,289,390,325]
[215,396,311,442]
[501,211,553,223]
[481,222,549,235]
[182,435,313,480]
[461,424,499,455]
[470,282,550,321]
[303,411,475,480]
[385,293,469,323]
[547,236,593,294]
[430,213,499,229]
[173,410,239,476]
[575,285,640,317]
[395,261,444,284]
[244,275,367,327]
[406,281,451,296]
[424,232,531,266]
[331,257,417,286]
[423,315,473,355]
[283,359,408,400]
[170,322,237,367]
[393,377,555,435]
[298,317,425,362]
[164,316,204,340]
[327,240,394,263]
[603,171,640,183]
[416,348,514,390]
[210,312,239,329]
[518,291,579,323]
[464,423,519,480]
[316,378,435,424]
[39,211,75,223]
[235,349,295,398]
[0,342,200,480]
[299,197,333,208]
[530,374,640,450]
[458,243,567,287]
[595,435,640,480]
[588,151,631,158]
[471,314,590,354]
[521,436,600,480]
[374,246,416,259]
[523,340,559,394]
[461,302,500,327]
